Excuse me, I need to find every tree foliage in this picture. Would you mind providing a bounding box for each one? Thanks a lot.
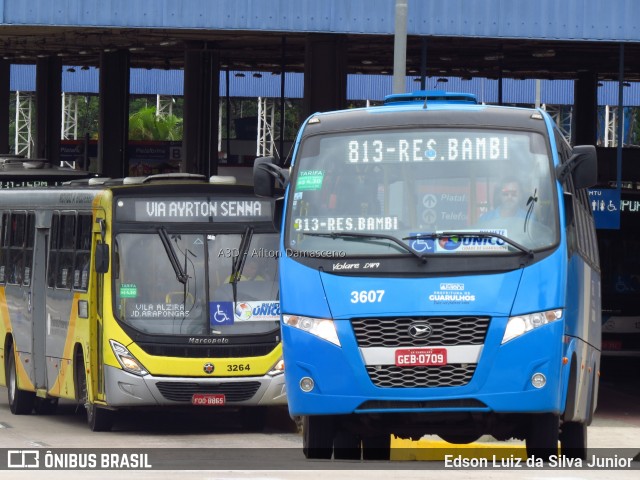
[128,105,183,141]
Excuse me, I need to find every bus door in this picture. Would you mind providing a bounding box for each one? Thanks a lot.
[88,215,110,400]
[91,216,108,400]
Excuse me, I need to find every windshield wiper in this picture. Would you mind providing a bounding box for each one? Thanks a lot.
[230,226,254,301]
[403,231,534,257]
[524,188,538,233]
[305,231,426,263]
[158,227,188,284]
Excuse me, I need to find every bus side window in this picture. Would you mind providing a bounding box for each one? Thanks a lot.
[22,213,35,286]
[56,213,76,290]
[8,212,26,285]
[0,212,7,283]
[47,213,59,288]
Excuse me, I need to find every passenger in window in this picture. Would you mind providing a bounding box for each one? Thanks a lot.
[480,176,529,222]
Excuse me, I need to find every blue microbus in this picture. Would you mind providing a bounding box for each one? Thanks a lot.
[254,91,601,461]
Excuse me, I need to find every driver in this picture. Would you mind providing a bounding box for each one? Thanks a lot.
[480,176,528,221]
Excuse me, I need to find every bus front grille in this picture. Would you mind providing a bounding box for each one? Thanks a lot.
[137,343,278,359]
[155,381,261,402]
[351,316,490,348]
[357,398,487,410]
[365,364,477,388]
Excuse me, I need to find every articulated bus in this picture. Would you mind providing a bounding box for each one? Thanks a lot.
[1,174,284,431]
[597,187,640,357]
[0,156,96,188]
[254,90,601,460]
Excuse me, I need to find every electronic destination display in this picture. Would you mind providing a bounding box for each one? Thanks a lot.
[116,197,273,222]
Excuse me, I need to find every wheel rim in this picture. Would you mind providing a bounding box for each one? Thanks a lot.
[8,357,16,402]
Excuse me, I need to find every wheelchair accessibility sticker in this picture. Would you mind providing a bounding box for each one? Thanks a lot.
[209,302,234,325]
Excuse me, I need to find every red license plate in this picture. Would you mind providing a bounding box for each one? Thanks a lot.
[191,394,226,406]
[602,340,622,351]
[395,348,447,367]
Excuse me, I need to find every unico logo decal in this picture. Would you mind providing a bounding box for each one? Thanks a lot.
[438,236,461,251]
[235,303,253,320]
[233,301,281,321]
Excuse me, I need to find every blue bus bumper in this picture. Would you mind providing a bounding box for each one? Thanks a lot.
[283,319,566,416]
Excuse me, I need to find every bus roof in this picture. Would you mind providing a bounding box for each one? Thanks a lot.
[0,179,263,208]
[383,89,479,106]
[304,102,548,138]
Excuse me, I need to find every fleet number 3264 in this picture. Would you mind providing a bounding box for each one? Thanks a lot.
[350,290,385,303]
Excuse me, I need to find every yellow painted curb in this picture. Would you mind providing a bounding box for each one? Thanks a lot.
[390,436,529,461]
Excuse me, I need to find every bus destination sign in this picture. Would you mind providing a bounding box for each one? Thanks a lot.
[117,198,273,222]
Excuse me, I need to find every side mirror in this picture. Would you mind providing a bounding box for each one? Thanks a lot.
[557,145,597,189]
[571,145,597,189]
[95,242,109,274]
[253,157,275,197]
[253,156,288,197]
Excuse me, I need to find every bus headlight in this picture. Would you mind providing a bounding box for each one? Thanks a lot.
[502,309,563,344]
[282,315,341,346]
[109,340,149,376]
[267,358,285,377]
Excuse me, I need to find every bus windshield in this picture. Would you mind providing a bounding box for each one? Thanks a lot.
[114,231,279,336]
[287,128,558,256]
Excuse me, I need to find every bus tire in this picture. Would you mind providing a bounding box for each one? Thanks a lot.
[362,434,391,460]
[302,415,334,459]
[87,403,114,432]
[6,344,35,415]
[560,421,587,460]
[76,359,114,432]
[526,413,559,461]
[34,397,59,415]
[333,430,361,460]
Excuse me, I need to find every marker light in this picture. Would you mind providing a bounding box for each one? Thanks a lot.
[531,373,547,388]
[502,309,563,344]
[109,340,149,376]
[283,315,341,346]
[300,377,315,392]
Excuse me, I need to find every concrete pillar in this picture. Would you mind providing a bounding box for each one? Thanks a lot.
[35,56,62,163]
[572,72,598,146]
[182,41,220,177]
[99,50,130,177]
[0,60,10,153]
[303,34,347,118]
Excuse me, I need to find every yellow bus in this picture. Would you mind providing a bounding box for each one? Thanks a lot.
[0,174,285,431]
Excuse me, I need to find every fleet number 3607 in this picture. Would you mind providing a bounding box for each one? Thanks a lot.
[350,290,385,303]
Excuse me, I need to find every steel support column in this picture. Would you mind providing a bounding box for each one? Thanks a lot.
[572,72,598,145]
[35,56,62,163]
[303,34,347,118]
[182,41,220,177]
[99,50,130,177]
[0,60,10,153]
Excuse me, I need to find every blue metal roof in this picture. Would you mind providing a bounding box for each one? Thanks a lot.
[10,64,640,106]
[3,0,640,43]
